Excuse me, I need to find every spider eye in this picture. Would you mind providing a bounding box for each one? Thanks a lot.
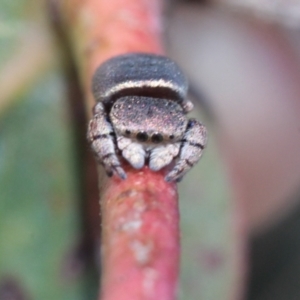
[187,119,197,129]
[169,135,174,140]
[125,130,131,135]
[136,132,148,142]
[151,133,163,143]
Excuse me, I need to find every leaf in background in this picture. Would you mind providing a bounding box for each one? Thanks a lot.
[0,1,97,299]
[179,111,241,300]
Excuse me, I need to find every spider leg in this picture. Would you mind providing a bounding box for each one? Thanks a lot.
[87,102,126,179]
[165,119,207,182]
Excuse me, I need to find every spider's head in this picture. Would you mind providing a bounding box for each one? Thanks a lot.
[109,96,188,145]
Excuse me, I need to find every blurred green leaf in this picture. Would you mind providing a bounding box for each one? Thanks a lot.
[179,111,239,300]
[0,1,97,299]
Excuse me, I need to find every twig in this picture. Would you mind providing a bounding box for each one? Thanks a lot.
[57,1,180,299]
[100,166,179,300]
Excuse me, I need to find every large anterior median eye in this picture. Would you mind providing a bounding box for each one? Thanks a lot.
[151,133,163,143]
[136,132,148,142]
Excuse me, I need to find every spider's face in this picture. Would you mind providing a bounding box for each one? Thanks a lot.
[109,96,188,146]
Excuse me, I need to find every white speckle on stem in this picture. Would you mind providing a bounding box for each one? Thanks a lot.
[121,219,142,232]
[143,267,158,297]
[130,240,153,265]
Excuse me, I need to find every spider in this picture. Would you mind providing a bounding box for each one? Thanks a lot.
[87,53,207,182]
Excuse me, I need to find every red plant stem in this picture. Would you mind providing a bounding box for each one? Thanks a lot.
[59,0,164,114]
[58,1,180,300]
[100,166,179,300]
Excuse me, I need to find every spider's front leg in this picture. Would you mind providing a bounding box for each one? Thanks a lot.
[165,119,207,182]
[87,102,126,179]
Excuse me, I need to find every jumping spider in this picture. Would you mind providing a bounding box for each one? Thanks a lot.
[87,53,207,182]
